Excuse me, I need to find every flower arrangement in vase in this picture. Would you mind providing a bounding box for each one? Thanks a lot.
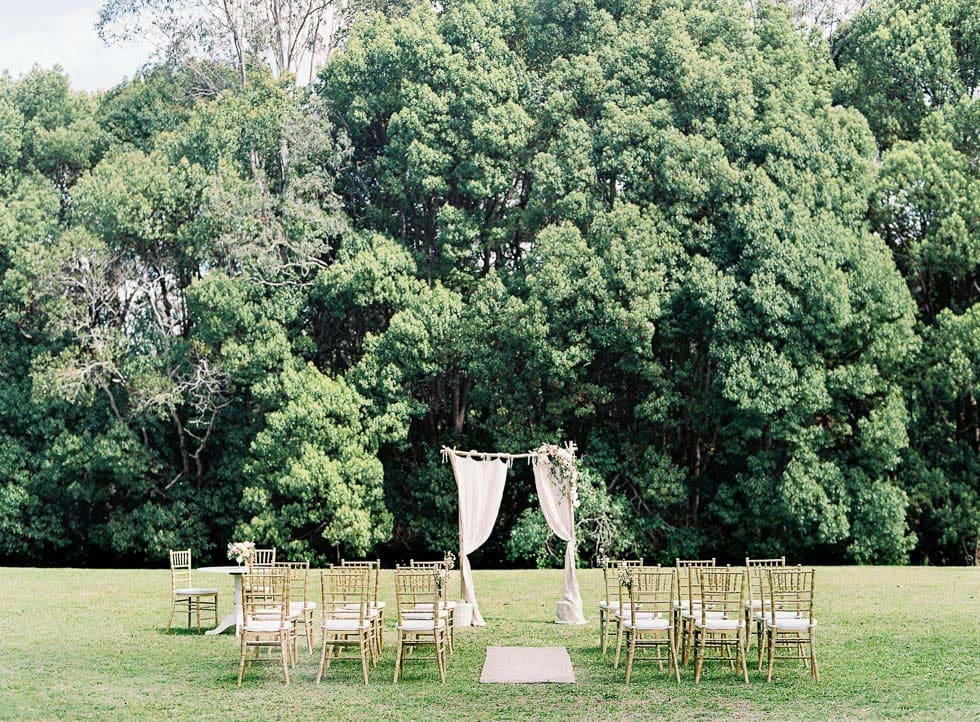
[227,541,255,566]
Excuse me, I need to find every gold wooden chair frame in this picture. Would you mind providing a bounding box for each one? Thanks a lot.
[409,557,456,654]
[619,567,680,684]
[249,548,276,567]
[692,567,749,683]
[279,561,315,656]
[744,556,786,667]
[237,565,291,685]
[598,557,643,655]
[340,559,384,656]
[674,558,716,664]
[316,566,374,685]
[393,566,448,684]
[763,567,819,682]
[166,549,218,634]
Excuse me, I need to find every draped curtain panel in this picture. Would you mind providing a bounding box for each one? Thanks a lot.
[452,454,509,627]
[533,459,587,624]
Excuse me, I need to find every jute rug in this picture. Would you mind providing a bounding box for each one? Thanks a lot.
[479,646,576,684]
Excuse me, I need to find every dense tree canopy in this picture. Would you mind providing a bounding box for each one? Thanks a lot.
[0,0,976,566]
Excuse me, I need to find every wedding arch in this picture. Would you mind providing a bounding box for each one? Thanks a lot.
[441,444,587,627]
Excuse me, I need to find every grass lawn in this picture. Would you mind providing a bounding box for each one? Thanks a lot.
[0,566,977,721]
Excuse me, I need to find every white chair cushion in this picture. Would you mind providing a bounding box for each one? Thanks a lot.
[245,619,292,633]
[623,617,671,631]
[745,599,762,609]
[683,609,726,620]
[398,619,446,632]
[289,601,316,613]
[374,601,387,609]
[755,610,802,622]
[616,609,657,620]
[694,617,744,631]
[403,609,448,620]
[771,617,817,631]
[322,618,372,632]
[599,600,621,610]
[414,601,457,611]
[175,588,218,596]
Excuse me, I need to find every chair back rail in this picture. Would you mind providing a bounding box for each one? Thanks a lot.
[698,567,745,623]
[169,549,193,592]
[745,556,786,610]
[765,566,815,624]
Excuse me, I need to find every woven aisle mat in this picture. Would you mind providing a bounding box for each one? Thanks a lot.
[479,646,576,684]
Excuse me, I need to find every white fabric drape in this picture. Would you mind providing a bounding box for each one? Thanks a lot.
[452,454,509,626]
[533,459,587,625]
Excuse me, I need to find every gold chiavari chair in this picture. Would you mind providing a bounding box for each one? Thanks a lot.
[237,565,291,685]
[393,566,448,684]
[249,548,276,567]
[340,559,384,656]
[316,566,374,684]
[675,558,716,664]
[278,561,315,655]
[763,566,819,682]
[598,557,643,654]
[692,567,749,683]
[613,563,660,667]
[166,549,219,633]
[620,567,680,684]
[409,557,456,654]
[745,556,786,666]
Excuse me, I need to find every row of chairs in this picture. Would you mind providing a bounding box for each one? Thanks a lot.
[239,556,455,685]
[166,549,455,685]
[599,557,818,684]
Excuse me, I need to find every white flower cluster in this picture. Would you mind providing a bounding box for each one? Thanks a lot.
[227,541,255,565]
[535,442,581,508]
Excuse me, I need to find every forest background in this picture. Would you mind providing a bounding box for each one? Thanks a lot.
[0,0,976,568]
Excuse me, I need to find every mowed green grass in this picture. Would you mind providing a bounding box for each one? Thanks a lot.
[0,566,977,721]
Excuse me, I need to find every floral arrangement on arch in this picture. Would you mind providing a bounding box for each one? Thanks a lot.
[227,541,255,565]
[534,442,581,509]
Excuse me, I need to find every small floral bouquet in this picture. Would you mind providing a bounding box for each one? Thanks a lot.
[444,551,456,570]
[435,567,448,591]
[227,541,255,565]
[618,565,633,591]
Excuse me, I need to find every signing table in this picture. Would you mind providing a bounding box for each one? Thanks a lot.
[198,565,248,636]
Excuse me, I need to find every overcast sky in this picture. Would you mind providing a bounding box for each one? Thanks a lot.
[0,1,155,91]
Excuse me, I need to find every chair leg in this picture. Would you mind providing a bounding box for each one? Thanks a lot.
[670,632,681,683]
[738,630,749,683]
[237,635,248,686]
[766,630,776,683]
[694,628,706,683]
[757,621,765,670]
[393,630,403,683]
[439,630,447,683]
[625,634,636,684]
[360,633,370,685]
[315,636,329,684]
[166,599,177,633]
[280,635,290,685]
[614,619,624,668]
[600,609,607,654]
[810,629,819,682]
